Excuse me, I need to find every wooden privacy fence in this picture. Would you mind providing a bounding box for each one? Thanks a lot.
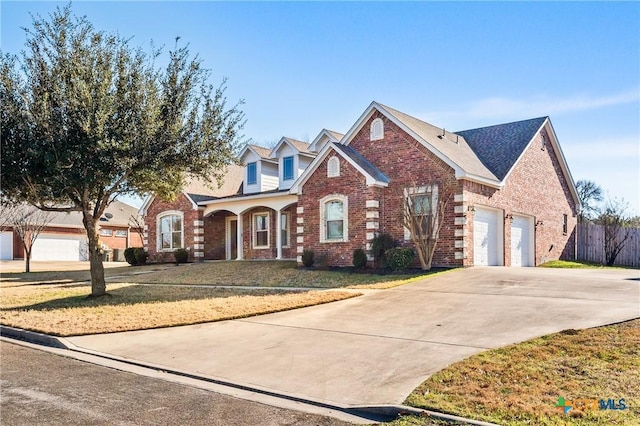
[577,223,640,267]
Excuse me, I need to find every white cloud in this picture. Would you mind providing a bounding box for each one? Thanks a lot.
[423,88,640,125]
[563,136,640,160]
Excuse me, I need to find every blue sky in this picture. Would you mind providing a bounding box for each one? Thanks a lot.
[2,1,639,213]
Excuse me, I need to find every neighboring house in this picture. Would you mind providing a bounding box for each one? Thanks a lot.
[0,200,143,261]
[141,101,580,267]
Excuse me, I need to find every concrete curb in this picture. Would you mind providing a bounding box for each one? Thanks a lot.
[1,325,499,425]
[0,325,68,349]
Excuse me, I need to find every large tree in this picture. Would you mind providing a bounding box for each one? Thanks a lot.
[1,5,244,296]
[576,179,603,223]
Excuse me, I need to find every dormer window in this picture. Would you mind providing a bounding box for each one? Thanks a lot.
[370,118,383,141]
[283,156,294,181]
[327,156,340,177]
[247,162,257,185]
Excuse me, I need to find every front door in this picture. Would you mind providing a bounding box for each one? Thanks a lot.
[227,218,238,260]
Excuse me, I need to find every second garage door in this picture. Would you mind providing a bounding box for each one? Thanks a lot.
[473,208,502,266]
[32,234,88,261]
[511,215,533,267]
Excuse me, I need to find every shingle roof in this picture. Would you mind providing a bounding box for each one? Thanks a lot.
[327,130,344,141]
[183,164,244,202]
[332,144,389,184]
[7,200,142,228]
[376,103,499,182]
[248,144,272,159]
[283,137,312,154]
[456,117,547,180]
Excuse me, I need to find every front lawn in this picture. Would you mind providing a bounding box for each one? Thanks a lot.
[120,260,444,289]
[394,319,640,426]
[0,260,445,336]
[0,283,358,336]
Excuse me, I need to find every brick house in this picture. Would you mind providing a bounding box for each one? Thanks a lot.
[141,102,580,267]
[0,200,143,261]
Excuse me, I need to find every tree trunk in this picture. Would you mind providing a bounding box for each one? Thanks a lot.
[25,250,31,273]
[83,210,106,297]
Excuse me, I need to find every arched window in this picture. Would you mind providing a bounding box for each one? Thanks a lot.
[157,211,183,251]
[370,118,384,141]
[327,156,340,177]
[320,194,348,242]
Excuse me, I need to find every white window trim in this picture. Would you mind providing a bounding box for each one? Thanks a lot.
[99,228,113,237]
[403,185,438,241]
[157,210,184,252]
[115,229,127,238]
[319,194,348,243]
[281,212,290,248]
[327,156,340,177]
[252,211,270,249]
[370,117,384,141]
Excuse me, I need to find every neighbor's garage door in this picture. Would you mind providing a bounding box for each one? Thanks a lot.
[474,208,501,266]
[32,234,88,261]
[511,215,533,267]
[0,232,13,260]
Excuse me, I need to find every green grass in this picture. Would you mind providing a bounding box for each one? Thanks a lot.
[539,260,626,269]
[393,319,640,426]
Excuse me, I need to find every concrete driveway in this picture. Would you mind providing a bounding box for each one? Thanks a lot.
[67,267,640,408]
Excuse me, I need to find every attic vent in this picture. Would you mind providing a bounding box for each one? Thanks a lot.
[370,118,383,141]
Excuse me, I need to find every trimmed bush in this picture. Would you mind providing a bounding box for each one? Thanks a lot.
[173,248,189,264]
[352,248,367,269]
[370,233,396,268]
[385,247,415,271]
[133,247,148,265]
[301,249,315,267]
[124,247,138,265]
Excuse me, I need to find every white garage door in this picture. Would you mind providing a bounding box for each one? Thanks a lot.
[511,215,533,267]
[32,234,88,261]
[474,208,501,266]
[0,232,13,260]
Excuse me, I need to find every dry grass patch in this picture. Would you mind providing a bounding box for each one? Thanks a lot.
[0,283,359,336]
[0,264,162,288]
[398,319,640,426]
[122,260,441,288]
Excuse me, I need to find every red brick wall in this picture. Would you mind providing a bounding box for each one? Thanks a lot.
[204,212,228,260]
[300,111,461,267]
[299,154,373,266]
[144,193,202,262]
[98,226,143,250]
[242,205,297,260]
[462,127,578,265]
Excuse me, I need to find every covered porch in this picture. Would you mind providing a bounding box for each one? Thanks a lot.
[200,192,299,261]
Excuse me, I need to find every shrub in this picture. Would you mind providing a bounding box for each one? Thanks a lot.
[352,248,367,269]
[124,247,138,265]
[133,247,148,265]
[301,249,315,267]
[385,247,415,271]
[370,233,396,268]
[174,248,189,264]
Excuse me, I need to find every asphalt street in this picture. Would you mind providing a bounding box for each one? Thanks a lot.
[0,341,354,426]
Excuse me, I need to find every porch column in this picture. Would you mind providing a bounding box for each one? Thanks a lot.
[275,209,282,260]
[236,213,243,260]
